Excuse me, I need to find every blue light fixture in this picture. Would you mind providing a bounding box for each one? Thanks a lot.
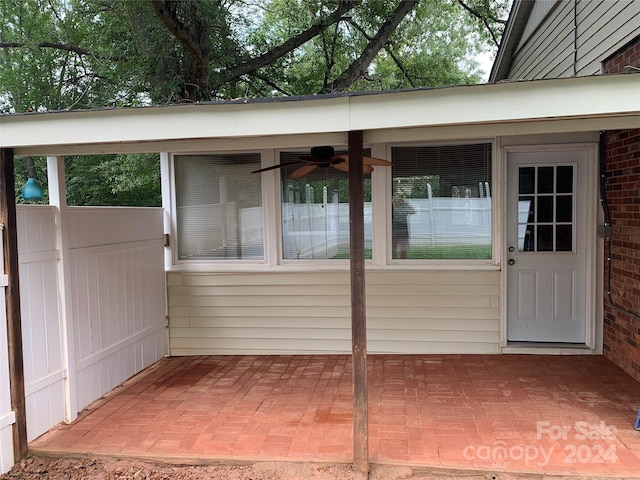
[21,157,43,202]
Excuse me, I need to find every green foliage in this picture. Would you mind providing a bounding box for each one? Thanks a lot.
[14,154,161,206]
[64,154,161,206]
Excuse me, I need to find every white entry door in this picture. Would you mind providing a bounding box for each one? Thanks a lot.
[507,148,591,343]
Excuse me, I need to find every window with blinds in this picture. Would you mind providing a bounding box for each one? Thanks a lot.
[391,143,492,260]
[174,153,263,260]
[279,150,372,260]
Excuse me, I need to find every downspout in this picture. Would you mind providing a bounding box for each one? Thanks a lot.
[600,132,640,321]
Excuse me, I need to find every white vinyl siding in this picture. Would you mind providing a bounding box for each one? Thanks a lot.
[508,0,640,80]
[167,270,500,355]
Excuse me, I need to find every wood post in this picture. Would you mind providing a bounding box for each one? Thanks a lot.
[0,148,29,460]
[348,131,369,475]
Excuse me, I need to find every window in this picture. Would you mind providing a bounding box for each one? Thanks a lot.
[391,143,492,260]
[174,153,263,260]
[279,150,372,260]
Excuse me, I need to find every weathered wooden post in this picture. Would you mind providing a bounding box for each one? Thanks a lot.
[348,131,368,476]
[0,148,29,460]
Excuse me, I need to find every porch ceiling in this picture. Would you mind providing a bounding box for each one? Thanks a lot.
[2,74,639,156]
[29,354,640,478]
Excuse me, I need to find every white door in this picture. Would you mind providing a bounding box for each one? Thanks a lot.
[507,149,590,343]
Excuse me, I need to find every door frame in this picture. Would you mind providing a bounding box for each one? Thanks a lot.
[500,142,599,353]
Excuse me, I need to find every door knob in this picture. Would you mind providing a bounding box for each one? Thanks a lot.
[508,259,515,265]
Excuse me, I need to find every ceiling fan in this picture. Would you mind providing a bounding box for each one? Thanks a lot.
[251,146,392,179]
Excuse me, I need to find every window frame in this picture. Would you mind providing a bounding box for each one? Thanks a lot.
[170,150,270,267]
[275,146,376,266]
[385,140,497,266]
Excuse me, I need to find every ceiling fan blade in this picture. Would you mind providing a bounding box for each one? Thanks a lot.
[251,160,304,174]
[289,164,319,179]
[333,154,391,166]
[331,163,374,175]
[363,156,392,166]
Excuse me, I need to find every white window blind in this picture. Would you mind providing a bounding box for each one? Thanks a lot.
[174,153,263,260]
[391,143,492,259]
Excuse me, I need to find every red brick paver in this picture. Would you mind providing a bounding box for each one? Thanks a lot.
[31,355,640,477]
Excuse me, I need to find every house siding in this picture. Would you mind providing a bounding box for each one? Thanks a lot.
[602,37,640,382]
[167,270,500,356]
[508,0,640,80]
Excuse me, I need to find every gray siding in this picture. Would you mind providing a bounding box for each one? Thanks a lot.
[507,0,640,80]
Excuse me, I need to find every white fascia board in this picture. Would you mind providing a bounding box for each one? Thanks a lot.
[1,96,351,150]
[1,74,639,156]
[349,74,640,131]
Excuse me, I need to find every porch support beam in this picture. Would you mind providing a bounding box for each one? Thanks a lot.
[0,148,29,461]
[348,130,368,476]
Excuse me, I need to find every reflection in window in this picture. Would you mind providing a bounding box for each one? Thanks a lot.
[391,143,492,259]
[175,154,263,260]
[280,150,372,260]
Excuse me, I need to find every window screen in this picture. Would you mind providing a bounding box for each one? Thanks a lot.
[280,150,372,260]
[174,154,263,260]
[391,143,492,259]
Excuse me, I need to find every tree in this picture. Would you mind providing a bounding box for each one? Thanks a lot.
[2,0,509,205]
[1,0,509,109]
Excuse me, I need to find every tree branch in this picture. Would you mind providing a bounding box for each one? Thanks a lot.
[0,41,93,56]
[150,1,206,62]
[345,19,416,88]
[457,0,504,48]
[151,0,209,101]
[211,1,357,92]
[326,0,418,92]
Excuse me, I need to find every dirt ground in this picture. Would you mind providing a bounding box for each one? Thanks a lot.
[0,455,526,480]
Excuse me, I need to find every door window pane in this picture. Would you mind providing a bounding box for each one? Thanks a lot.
[537,225,553,251]
[519,167,535,195]
[556,166,573,193]
[537,196,553,223]
[537,167,554,193]
[556,195,572,222]
[280,150,372,260]
[391,143,492,259]
[519,196,535,223]
[556,225,573,251]
[175,154,263,260]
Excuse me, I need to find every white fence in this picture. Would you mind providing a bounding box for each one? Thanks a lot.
[1,205,167,474]
[68,208,167,410]
[282,197,491,258]
[16,206,65,443]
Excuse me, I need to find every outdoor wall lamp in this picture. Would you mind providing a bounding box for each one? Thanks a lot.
[21,156,44,201]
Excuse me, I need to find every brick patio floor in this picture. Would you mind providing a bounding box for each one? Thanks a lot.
[30,355,640,477]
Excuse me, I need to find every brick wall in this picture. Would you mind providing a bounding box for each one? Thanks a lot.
[603,35,640,74]
[602,34,640,381]
[603,128,640,381]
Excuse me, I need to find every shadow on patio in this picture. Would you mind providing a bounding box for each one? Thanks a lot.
[30,355,640,478]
